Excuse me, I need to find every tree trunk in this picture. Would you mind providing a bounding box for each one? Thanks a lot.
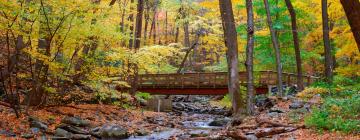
[175,26,180,42]
[284,0,304,90]
[143,1,149,45]
[165,11,168,44]
[322,0,333,83]
[219,0,244,115]
[245,0,255,115]
[128,0,135,49]
[177,33,201,73]
[340,0,360,51]
[130,0,144,95]
[263,0,284,96]
[134,0,144,50]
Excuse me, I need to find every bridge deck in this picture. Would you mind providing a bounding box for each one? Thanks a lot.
[123,71,318,95]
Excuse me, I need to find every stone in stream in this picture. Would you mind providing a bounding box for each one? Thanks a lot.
[89,127,101,138]
[0,129,16,137]
[21,133,34,139]
[28,116,48,131]
[246,134,258,140]
[134,128,149,136]
[209,118,231,127]
[99,125,129,139]
[269,107,285,113]
[61,117,90,127]
[56,124,89,134]
[54,128,72,139]
[71,134,91,140]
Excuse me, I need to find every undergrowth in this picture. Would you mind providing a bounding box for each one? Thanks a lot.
[304,75,360,134]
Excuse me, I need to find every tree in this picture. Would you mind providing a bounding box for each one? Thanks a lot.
[134,0,144,50]
[128,0,135,49]
[245,0,255,115]
[340,0,360,52]
[284,0,304,90]
[263,0,284,96]
[219,0,244,115]
[322,0,333,83]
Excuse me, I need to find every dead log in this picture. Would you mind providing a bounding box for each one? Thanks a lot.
[256,118,305,128]
[226,130,247,140]
[0,101,11,107]
[253,127,287,138]
[235,125,258,130]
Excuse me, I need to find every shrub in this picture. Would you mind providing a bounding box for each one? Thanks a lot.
[297,87,329,100]
[304,94,360,133]
[135,92,152,100]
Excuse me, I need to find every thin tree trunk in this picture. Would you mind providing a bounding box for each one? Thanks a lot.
[245,0,255,115]
[120,0,128,46]
[143,1,149,45]
[263,0,284,96]
[177,33,201,73]
[219,0,244,115]
[165,11,168,44]
[284,0,304,90]
[340,0,360,51]
[322,0,333,83]
[175,26,179,42]
[128,0,135,49]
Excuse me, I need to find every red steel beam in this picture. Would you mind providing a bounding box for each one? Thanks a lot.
[138,86,268,95]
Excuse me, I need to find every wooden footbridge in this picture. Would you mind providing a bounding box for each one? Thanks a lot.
[119,71,318,95]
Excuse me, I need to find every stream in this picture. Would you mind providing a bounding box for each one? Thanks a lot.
[127,96,230,140]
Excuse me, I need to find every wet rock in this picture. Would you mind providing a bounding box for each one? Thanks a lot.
[30,127,40,134]
[135,128,149,136]
[289,100,304,109]
[173,102,186,111]
[89,127,101,138]
[267,112,280,118]
[100,125,129,139]
[21,133,34,139]
[28,116,48,131]
[245,134,258,140]
[255,97,274,110]
[0,129,16,137]
[209,118,230,127]
[57,124,89,134]
[269,107,285,113]
[190,130,209,138]
[61,117,90,127]
[72,134,91,140]
[54,128,72,139]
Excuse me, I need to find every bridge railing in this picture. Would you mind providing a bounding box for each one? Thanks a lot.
[136,71,319,89]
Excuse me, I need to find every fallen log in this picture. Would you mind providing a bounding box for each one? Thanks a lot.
[256,118,305,128]
[0,101,11,107]
[253,127,288,138]
[226,130,247,140]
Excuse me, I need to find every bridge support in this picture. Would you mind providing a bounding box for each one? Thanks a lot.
[145,95,172,112]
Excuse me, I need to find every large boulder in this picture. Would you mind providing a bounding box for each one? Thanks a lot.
[61,117,90,127]
[99,125,129,139]
[54,128,72,139]
[28,116,48,131]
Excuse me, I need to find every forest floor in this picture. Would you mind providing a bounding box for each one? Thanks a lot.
[0,95,359,139]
